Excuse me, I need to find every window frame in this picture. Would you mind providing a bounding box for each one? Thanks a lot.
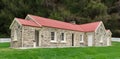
[100,35,103,43]
[13,29,17,41]
[50,32,57,42]
[80,34,84,42]
[61,33,66,42]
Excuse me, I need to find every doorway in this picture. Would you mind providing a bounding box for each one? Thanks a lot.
[72,33,74,46]
[88,34,93,46]
[35,30,39,47]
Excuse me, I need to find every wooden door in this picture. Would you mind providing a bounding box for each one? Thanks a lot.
[72,33,74,46]
[88,34,93,46]
[35,30,39,47]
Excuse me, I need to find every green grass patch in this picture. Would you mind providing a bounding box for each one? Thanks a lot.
[0,42,10,48]
[0,42,120,59]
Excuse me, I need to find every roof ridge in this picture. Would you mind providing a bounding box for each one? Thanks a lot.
[29,14,85,31]
[15,17,40,27]
[27,15,42,27]
[28,14,102,27]
[28,14,79,26]
[15,14,102,32]
[15,18,30,21]
[16,18,37,23]
[79,21,102,26]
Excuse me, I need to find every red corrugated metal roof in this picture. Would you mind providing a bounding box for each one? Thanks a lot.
[15,15,101,32]
[29,15,101,32]
[28,15,84,32]
[15,18,40,27]
[79,21,101,32]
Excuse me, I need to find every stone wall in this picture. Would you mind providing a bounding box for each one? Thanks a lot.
[38,27,85,47]
[10,21,22,48]
[22,26,40,47]
[11,21,111,48]
[21,26,86,48]
[106,31,112,46]
[94,23,111,46]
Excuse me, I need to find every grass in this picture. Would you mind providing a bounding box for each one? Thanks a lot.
[0,42,120,59]
[0,42,10,48]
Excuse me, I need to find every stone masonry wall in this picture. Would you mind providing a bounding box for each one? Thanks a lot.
[11,22,111,48]
[105,31,112,46]
[94,23,111,46]
[11,21,22,48]
[22,26,86,48]
[38,27,86,47]
[22,26,40,47]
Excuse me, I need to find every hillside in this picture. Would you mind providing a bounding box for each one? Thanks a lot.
[0,0,120,37]
[0,42,120,59]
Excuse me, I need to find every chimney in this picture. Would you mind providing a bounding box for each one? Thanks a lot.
[70,21,76,24]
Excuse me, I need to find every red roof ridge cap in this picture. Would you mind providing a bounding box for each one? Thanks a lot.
[27,15,42,27]
[79,21,102,26]
[29,14,80,26]
[15,17,35,22]
[29,14,85,31]
[15,17,40,27]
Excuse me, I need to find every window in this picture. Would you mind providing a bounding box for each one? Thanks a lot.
[14,29,17,41]
[80,35,83,42]
[61,33,66,42]
[100,36,103,42]
[61,33,64,41]
[51,32,56,42]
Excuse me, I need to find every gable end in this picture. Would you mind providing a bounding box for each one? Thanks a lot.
[25,14,42,27]
[9,18,22,29]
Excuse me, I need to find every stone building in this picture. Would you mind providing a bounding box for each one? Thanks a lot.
[10,14,112,48]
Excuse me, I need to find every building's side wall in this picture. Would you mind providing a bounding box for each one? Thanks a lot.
[24,15,87,47]
[10,21,22,48]
[105,31,112,46]
[94,23,109,46]
[39,27,86,48]
[21,26,86,48]
[11,22,111,48]
[22,26,40,47]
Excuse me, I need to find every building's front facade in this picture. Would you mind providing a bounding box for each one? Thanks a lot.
[10,14,112,48]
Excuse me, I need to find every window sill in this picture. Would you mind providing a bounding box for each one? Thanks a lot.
[61,41,66,43]
[80,41,84,43]
[50,40,57,43]
[100,41,103,43]
[13,40,17,41]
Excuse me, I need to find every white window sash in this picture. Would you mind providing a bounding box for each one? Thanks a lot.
[61,33,66,42]
[51,32,57,42]
[80,34,84,42]
[14,29,17,41]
